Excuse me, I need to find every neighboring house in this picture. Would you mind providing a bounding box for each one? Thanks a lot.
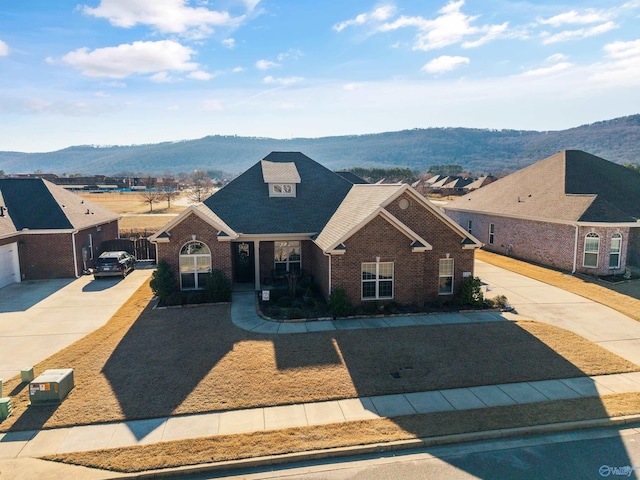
[444,150,640,275]
[0,178,120,288]
[150,152,481,307]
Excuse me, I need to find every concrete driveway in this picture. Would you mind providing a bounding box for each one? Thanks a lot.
[476,260,640,366]
[0,269,153,382]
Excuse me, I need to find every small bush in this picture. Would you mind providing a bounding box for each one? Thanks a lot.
[457,276,484,307]
[204,269,231,303]
[150,260,179,303]
[287,308,304,319]
[329,288,353,317]
[277,296,293,308]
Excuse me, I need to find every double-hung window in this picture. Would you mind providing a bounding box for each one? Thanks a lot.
[362,262,394,300]
[609,233,622,269]
[488,223,495,245]
[439,258,454,295]
[179,241,211,289]
[583,233,600,268]
[274,241,301,276]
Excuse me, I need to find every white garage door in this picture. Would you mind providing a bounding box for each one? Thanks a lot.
[0,242,20,289]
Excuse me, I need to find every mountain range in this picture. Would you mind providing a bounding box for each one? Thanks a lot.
[1,114,639,176]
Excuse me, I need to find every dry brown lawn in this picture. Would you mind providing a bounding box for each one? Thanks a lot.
[43,393,640,473]
[79,192,188,215]
[1,279,637,434]
[476,250,640,322]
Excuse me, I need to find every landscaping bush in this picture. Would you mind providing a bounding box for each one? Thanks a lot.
[329,288,353,317]
[150,260,179,303]
[457,276,484,307]
[277,296,293,308]
[204,269,232,303]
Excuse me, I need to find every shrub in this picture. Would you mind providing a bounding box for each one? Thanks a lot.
[287,308,304,319]
[457,276,484,307]
[329,288,353,317]
[150,260,179,303]
[204,269,232,303]
[277,296,293,308]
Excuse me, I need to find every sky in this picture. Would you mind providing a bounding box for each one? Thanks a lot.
[1,0,639,152]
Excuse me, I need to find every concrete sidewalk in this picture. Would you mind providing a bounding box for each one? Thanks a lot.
[2,371,640,461]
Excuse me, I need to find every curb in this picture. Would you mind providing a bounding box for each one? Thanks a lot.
[109,414,640,479]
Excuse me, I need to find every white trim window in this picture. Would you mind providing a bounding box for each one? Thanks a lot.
[274,241,301,276]
[439,258,454,295]
[179,241,211,289]
[270,183,296,197]
[488,223,495,245]
[362,262,394,300]
[609,233,622,269]
[583,233,600,268]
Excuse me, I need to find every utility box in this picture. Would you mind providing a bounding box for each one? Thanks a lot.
[0,398,11,420]
[21,367,34,383]
[29,369,74,405]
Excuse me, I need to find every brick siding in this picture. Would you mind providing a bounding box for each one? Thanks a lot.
[446,210,632,275]
[156,213,232,286]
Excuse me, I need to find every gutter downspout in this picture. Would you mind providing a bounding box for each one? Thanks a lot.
[572,223,579,274]
[323,251,332,297]
[72,231,80,278]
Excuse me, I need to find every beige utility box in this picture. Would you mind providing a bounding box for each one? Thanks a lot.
[29,369,75,405]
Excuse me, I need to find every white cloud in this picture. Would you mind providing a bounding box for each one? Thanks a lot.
[0,40,9,56]
[604,39,640,58]
[222,38,235,49]
[81,0,250,36]
[202,99,223,111]
[277,49,303,61]
[333,5,396,32]
[256,59,279,70]
[188,70,213,81]
[590,39,640,86]
[59,40,199,78]
[541,21,616,44]
[519,62,573,77]
[263,76,303,86]
[378,0,508,51]
[149,71,175,83]
[539,9,609,27]
[343,82,364,91]
[421,55,470,74]
[232,66,245,73]
[547,53,568,63]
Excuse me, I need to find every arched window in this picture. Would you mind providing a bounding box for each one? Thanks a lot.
[609,233,622,269]
[583,233,599,268]
[179,241,211,289]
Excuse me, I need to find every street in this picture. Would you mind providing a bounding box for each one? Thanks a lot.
[186,423,640,480]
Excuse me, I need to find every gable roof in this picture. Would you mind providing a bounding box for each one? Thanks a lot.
[202,152,353,235]
[445,150,640,224]
[0,178,119,235]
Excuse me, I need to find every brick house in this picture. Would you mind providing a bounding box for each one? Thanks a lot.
[444,150,640,275]
[150,152,481,307]
[0,178,120,288]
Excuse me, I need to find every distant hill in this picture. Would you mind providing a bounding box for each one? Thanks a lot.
[1,114,639,175]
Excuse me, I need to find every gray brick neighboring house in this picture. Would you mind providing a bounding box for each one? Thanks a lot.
[0,178,120,287]
[443,150,640,276]
[150,152,482,308]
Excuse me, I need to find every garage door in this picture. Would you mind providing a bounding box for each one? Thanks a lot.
[0,242,20,289]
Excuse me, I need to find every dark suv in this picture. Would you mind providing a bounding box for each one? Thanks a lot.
[94,251,136,279]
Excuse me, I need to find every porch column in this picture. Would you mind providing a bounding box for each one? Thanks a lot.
[254,240,260,291]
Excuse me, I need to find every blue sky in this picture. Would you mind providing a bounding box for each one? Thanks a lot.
[1,0,639,152]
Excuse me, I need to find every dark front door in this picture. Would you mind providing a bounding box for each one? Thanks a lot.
[233,242,255,283]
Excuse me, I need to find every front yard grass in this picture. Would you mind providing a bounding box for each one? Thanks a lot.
[476,250,640,322]
[0,279,637,434]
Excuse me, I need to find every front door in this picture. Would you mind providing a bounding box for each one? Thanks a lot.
[232,242,255,283]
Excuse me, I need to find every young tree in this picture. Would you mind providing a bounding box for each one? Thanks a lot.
[188,170,214,203]
[139,189,162,212]
[160,187,180,209]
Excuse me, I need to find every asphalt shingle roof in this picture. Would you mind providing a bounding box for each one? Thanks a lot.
[203,152,353,235]
[0,178,119,233]
[445,150,640,223]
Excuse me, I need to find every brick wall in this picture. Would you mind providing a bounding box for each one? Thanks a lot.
[156,213,232,286]
[630,228,640,266]
[77,221,119,271]
[446,210,632,275]
[19,232,76,279]
[331,193,475,307]
[307,242,330,300]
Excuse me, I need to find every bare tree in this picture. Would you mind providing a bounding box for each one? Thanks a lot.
[139,188,162,212]
[188,170,214,203]
[160,187,180,209]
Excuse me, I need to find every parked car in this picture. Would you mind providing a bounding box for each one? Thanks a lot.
[94,251,136,279]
